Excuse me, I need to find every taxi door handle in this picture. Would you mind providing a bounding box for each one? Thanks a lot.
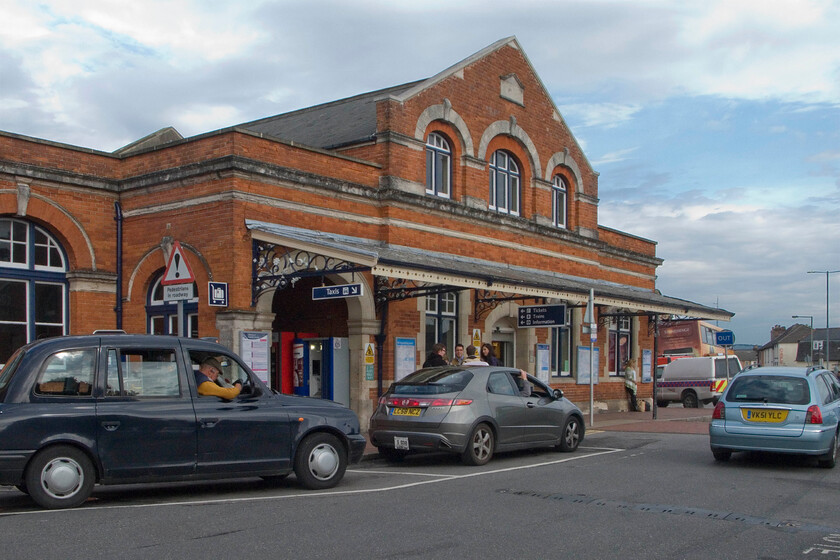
[101,421,120,431]
[526,402,536,408]
[200,418,220,428]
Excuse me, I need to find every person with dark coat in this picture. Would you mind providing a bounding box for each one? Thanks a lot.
[481,343,501,366]
[423,343,448,367]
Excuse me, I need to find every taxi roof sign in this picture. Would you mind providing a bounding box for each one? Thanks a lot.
[161,241,196,285]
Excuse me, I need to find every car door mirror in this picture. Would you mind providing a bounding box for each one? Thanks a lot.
[553,388,564,400]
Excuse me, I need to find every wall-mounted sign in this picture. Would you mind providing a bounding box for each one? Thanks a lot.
[312,283,363,300]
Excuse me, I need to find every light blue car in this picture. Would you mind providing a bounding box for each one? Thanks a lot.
[709,366,840,467]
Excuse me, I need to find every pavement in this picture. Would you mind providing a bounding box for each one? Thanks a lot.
[361,405,712,458]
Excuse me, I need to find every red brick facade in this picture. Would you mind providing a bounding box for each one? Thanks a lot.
[0,38,713,422]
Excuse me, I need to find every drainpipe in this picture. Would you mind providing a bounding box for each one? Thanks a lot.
[113,202,123,329]
[375,301,389,398]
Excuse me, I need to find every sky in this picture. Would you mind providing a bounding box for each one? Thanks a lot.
[1,0,839,345]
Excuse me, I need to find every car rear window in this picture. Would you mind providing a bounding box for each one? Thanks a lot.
[727,375,810,405]
[390,367,473,395]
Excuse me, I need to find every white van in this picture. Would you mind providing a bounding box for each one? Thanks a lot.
[656,355,742,408]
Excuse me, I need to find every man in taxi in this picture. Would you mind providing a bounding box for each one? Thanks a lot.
[195,357,242,399]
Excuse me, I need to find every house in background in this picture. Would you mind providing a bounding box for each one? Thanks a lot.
[758,323,839,368]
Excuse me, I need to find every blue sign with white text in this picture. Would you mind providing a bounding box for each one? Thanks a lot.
[715,330,735,346]
[312,283,364,300]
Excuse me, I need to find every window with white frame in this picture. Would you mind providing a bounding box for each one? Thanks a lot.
[552,175,567,228]
[426,133,451,198]
[425,291,457,357]
[146,272,198,337]
[608,316,632,376]
[489,150,520,215]
[0,218,68,363]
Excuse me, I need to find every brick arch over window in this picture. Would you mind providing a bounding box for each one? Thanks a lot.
[414,99,475,157]
[477,117,541,177]
[544,149,583,193]
[0,190,96,270]
[126,243,212,305]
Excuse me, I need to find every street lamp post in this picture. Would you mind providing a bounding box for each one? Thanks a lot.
[808,270,840,369]
[792,315,814,365]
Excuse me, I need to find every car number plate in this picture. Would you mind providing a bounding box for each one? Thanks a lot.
[394,436,409,450]
[391,407,421,416]
[741,408,788,423]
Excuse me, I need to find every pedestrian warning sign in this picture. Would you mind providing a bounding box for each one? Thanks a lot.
[162,241,196,285]
[365,343,375,365]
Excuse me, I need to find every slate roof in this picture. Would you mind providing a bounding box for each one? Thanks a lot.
[238,81,422,150]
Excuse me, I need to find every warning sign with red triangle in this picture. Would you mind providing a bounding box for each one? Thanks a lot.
[161,241,196,285]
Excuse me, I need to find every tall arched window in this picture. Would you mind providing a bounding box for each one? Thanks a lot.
[425,132,451,198]
[0,218,67,363]
[146,272,199,337]
[489,150,520,215]
[552,175,568,228]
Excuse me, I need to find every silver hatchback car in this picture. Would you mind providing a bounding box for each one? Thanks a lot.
[709,366,840,467]
[368,366,585,465]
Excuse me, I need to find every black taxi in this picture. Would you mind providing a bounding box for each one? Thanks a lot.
[0,334,366,509]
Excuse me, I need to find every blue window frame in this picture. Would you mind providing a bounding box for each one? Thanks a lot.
[0,218,68,363]
[146,272,199,337]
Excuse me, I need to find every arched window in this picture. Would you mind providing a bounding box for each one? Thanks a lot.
[425,132,451,198]
[0,218,67,363]
[489,150,520,215]
[146,272,199,337]
[552,175,568,228]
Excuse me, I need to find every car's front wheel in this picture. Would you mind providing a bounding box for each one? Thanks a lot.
[461,423,494,466]
[25,445,95,509]
[294,433,348,489]
[818,433,838,469]
[556,415,583,452]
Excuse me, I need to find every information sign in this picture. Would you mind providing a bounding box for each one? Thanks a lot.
[517,304,567,327]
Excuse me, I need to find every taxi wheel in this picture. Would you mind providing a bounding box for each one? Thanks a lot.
[818,433,838,469]
[461,423,494,466]
[294,433,347,489]
[25,445,95,509]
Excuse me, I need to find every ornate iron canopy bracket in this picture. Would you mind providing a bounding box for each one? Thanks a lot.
[251,240,369,305]
[374,277,464,311]
[474,290,544,321]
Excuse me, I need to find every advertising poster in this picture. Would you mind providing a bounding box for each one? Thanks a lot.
[240,331,270,386]
[395,338,416,382]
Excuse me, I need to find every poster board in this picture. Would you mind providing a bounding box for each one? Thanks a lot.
[536,343,550,383]
[642,349,652,383]
[240,331,270,386]
[576,346,600,385]
[395,338,416,382]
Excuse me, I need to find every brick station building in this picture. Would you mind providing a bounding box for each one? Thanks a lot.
[0,37,731,422]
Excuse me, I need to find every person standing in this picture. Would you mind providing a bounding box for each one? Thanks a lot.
[481,343,501,366]
[624,359,639,412]
[451,343,466,366]
[423,343,448,367]
[462,345,489,366]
